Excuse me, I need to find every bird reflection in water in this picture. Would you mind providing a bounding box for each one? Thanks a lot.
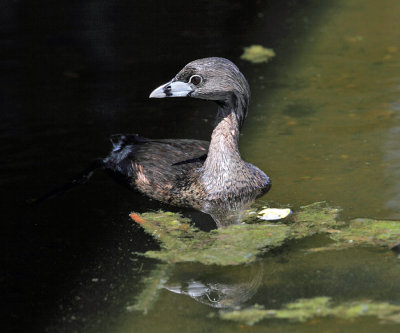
[162,262,263,309]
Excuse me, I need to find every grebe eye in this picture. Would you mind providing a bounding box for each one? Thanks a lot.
[189,75,202,85]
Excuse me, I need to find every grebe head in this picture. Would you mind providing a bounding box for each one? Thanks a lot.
[149,57,250,104]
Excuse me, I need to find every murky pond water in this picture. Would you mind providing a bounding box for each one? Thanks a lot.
[243,0,400,221]
[3,0,400,332]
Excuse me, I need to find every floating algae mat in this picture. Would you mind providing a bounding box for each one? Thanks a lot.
[307,217,400,253]
[330,218,400,248]
[129,211,290,266]
[218,297,400,325]
[130,202,400,266]
[130,202,340,266]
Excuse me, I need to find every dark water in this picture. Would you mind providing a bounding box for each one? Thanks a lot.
[2,0,400,332]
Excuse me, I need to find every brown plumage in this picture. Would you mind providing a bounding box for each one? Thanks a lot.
[104,58,271,226]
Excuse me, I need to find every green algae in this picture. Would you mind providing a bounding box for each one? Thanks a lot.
[240,45,276,63]
[288,201,343,238]
[219,297,400,325]
[330,218,400,248]
[307,218,400,253]
[130,211,290,266]
[128,204,400,317]
[130,202,400,266]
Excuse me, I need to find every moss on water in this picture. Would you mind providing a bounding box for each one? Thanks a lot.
[330,218,400,248]
[289,201,343,238]
[130,202,400,266]
[307,217,400,252]
[131,211,290,266]
[219,297,400,325]
[129,202,341,266]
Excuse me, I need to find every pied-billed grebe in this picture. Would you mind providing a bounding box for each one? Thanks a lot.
[104,57,271,225]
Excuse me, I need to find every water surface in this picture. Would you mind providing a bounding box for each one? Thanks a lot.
[2,0,400,332]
